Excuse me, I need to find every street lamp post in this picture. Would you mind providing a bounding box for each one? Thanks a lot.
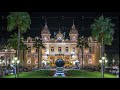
[12,57,20,78]
[99,56,108,78]
[0,59,2,66]
[5,49,8,66]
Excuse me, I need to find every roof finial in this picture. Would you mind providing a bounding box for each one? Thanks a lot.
[44,18,48,29]
[72,18,75,29]
[45,19,47,25]
[73,18,74,25]
[59,24,61,32]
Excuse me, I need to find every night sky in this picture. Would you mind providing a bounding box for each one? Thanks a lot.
[0,12,119,55]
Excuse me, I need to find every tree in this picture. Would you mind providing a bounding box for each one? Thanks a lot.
[90,15,115,58]
[7,33,26,66]
[7,33,24,54]
[7,12,31,60]
[77,36,89,69]
[7,12,31,77]
[34,37,45,69]
[7,33,19,56]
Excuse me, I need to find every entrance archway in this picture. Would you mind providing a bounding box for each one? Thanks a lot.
[49,56,55,64]
[64,56,71,67]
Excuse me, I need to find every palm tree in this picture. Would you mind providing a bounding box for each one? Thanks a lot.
[7,12,31,77]
[77,36,89,69]
[7,12,31,64]
[8,33,19,56]
[90,15,115,58]
[34,37,45,69]
[8,33,27,68]
[7,33,24,55]
[7,33,25,77]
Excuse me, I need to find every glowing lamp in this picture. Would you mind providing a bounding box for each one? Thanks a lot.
[14,57,18,61]
[12,60,15,64]
[99,60,102,63]
[17,60,20,64]
[105,60,108,63]
[102,57,105,60]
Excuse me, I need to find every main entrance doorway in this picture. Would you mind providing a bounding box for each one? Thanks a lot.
[49,55,72,67]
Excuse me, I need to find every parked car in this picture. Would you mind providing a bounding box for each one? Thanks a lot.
[111,69,118,74]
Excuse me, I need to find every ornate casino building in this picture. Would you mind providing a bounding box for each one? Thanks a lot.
[0,20,101,68]
[22,20,101,67]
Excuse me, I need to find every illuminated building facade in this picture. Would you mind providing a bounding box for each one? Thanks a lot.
[0,21,101,68]
[23,21,101,67]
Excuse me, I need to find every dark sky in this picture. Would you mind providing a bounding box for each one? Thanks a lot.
[0,12,119,54]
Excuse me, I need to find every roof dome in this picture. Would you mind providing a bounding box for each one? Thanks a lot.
[56,30,64,38]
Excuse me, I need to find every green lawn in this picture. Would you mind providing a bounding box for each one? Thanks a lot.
[5,70,117,78]
[67,70,116,78]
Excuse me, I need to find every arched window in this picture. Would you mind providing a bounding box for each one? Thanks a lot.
[73,47,75,52]
[35,59,38,64]
[28,47,31,53]
[51,47,54,53]
[58,47,61,53]
[27,58,31,64]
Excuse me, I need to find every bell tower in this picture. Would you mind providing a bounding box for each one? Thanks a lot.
[69,19,78,42]
[41,19,51,42]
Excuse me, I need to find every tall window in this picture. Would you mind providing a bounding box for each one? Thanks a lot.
[89,47,91,53]
[73,47,75,52]
[36,48,38,52]
[66,47,69,53]
[51,47,54,53]
[58,47,61,53]
[91,46,94,54]
[28,47,31,53]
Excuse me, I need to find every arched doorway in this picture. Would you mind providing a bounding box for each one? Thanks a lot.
[49,56,55,66]
[64,56,70,67]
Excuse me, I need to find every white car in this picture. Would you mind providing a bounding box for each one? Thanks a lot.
[111,69,117,74]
